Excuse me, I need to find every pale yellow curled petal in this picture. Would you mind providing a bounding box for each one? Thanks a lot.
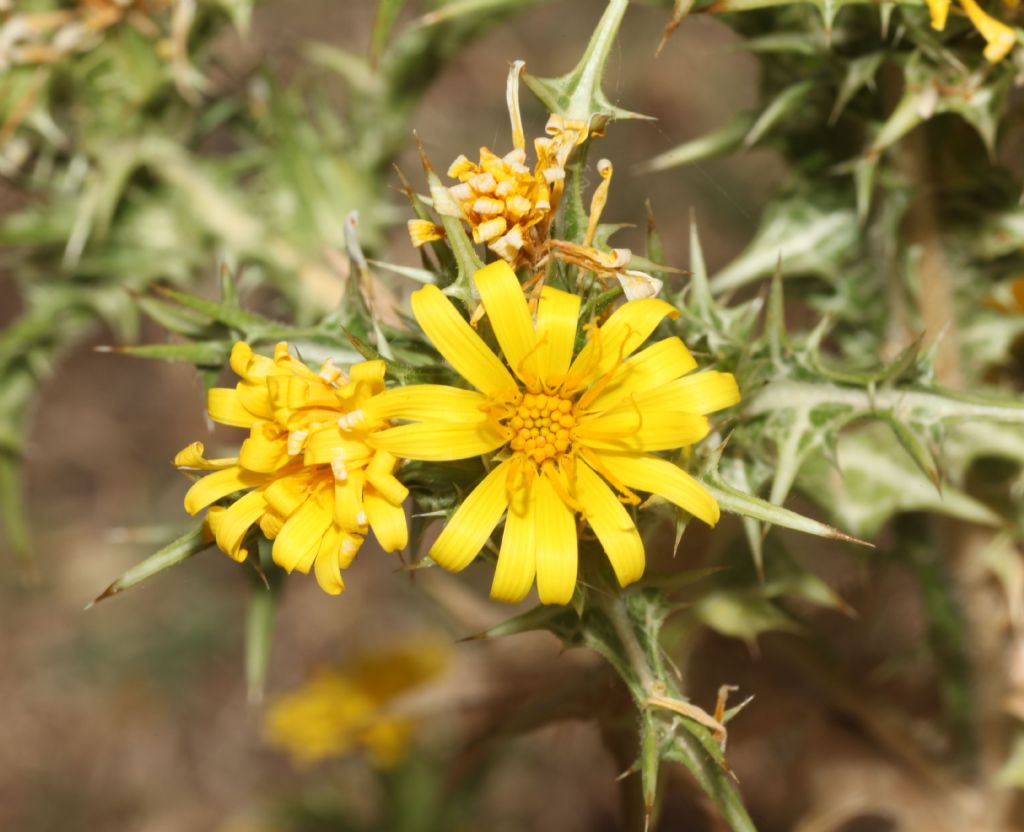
[575,411,710,452]
[506,59,526,152]
[214,488,268,560]
[365,488,408,552]
[362,385,489,425]
[595,452,720,526]
[473,261,537,381]
[371,421,506,462]
[183,465,263,515]
[429,460,511,572]
[314,541,346,595]
[208,388,259,427]
[568,297,680,385]
[273,497,332,573]
[575,460,645,588]
[491,475,536,603]
[627,370,741,417]
[534,471,578,605]
[411,284,516,396]
[928,0,951,27]
[408,219,444,247]
[365,450,409,506]
[960,0,1017,61]
[535,286,581,386]
[174,441,238,471]
[585,337,697,413]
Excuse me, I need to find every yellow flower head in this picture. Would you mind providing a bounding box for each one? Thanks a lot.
[264,639,449,767]
[176,342,409,595]
[365,262,740,605]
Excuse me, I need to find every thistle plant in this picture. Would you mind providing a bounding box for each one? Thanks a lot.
[8,0,1024,828]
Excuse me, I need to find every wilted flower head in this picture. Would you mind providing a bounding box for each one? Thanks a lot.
[177,342,408,595]
[366,262,739,605]
[264,639,450,767]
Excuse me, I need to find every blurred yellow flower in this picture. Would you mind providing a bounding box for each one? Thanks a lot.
[264,639,450,767]
[176,341,408,595]
[366,261,739,605]
[927,0,1018,62]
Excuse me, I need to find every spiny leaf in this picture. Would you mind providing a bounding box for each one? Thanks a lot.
[705,476,871,546]
[153,286,275,335]
[663,728,757,832]
[523,0,649,124]
[94,340,233,366]
[830,52,885,125]
[744,80,815,148]
[89,523,211,607]
[637,113,754,174]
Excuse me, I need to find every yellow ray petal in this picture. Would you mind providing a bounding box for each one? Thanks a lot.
[594,452,720,526]
[298,525,338,575]
[174,441,238,470]
[534,472,578,605]
[334,468,366,531]
[473,261,537,381]
[208,388,259,427]
[313,540,346,595]
[429,460,511,572]
[536,286,581,386]
[264,472,311,518]
[214,488,268,560]
[239,424,289,473]
[304,428,373,466]
[183,465,264,515]
[959,0,1017,62]
[928,0,951,28]
[371,421,506,462]
[365,450,408,506]
[584,337,697,413]
[411,284,516,396]
[626,370,740,416]
[567,297,679,386]
[362,385,489,425]
[575,460,645,587]
[575,411,710,452]
[491,475,536,603]
[235,380,274,421]
[365,488,408,552]
[273,496,331,573]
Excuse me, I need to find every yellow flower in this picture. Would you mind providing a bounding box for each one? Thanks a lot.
[365,261,739,605]
[264,639,449,768]
[176,342,408,595]
[927,0,1018,62]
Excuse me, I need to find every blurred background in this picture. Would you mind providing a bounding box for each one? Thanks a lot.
[1,1,1000,830]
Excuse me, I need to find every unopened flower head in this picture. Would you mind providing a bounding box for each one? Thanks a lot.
[365,262,740,605]
[264,638,449,767]
[176,342,409,596]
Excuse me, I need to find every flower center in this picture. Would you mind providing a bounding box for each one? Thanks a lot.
[504,392,576,464]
